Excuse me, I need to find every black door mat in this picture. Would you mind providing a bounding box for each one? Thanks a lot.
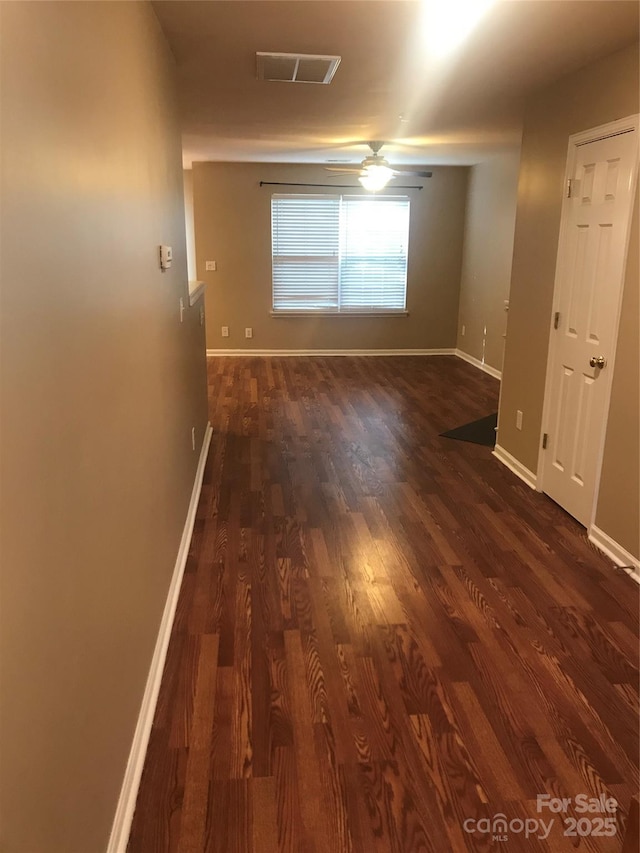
[440,412,498,447]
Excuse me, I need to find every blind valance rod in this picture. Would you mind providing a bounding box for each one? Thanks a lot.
[259,181,423,190]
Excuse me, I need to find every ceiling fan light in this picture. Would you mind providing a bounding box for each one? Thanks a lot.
[358,164,394,191]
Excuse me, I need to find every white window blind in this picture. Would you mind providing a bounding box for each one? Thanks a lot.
[271,195,340,310]
[340,196,409,311]
[271,194,410,313]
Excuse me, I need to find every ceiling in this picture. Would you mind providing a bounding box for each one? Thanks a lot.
[152,0,639,167]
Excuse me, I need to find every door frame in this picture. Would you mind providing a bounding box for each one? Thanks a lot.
[536,114,639,533]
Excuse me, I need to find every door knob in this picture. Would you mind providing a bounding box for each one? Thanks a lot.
[589,355,606,369]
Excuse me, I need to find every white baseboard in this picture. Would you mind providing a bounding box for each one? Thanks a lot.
[206,348,456,356]
[589,525,640,584]
[492,443,537,490]
[204,349,502,384]
[455,348,502,380]
[107,422,213,853]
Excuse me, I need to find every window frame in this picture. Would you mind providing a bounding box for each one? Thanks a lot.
[270,192,410,316]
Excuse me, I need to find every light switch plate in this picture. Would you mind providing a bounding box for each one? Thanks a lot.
[159,245,172,270]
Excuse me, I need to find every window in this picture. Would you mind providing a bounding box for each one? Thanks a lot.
[271,194,410,313]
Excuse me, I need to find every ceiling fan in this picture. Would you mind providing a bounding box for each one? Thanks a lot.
[325,141,432,191]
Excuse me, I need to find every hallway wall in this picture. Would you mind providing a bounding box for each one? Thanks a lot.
[595,189,639,556]
[0,2,209,850]
[456,151,521,374]
[498,42,639,558]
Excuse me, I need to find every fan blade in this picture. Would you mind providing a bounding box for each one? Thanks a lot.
[391,168,432,177]
[325,166,362,173]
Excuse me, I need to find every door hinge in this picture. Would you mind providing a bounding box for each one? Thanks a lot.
[567,178,572,198]
[542,433,548,449]
[554,311,560,330]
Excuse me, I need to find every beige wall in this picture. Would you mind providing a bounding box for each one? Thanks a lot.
[193,162,468,351]
[184,169,197,281]
[499,42,639,557]
[0,3,208,851]
[457,152,520,372]
[595,191,639,556]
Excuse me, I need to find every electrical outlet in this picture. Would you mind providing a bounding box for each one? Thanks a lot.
[179,297,185,323]
[461,324,466,336]
[221,326,229,337]
[205,260,217,271]
[191,427,196,451]
[516,410,523,431]
[245,327,253,339]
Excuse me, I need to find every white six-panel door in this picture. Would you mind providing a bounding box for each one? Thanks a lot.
[541,118,638,526]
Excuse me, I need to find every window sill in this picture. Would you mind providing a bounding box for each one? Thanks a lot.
[270,311,409,318]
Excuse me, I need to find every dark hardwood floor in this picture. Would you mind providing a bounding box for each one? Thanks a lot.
[128,355,639,853]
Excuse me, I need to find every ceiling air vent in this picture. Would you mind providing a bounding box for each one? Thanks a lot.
[256,52,341,85]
